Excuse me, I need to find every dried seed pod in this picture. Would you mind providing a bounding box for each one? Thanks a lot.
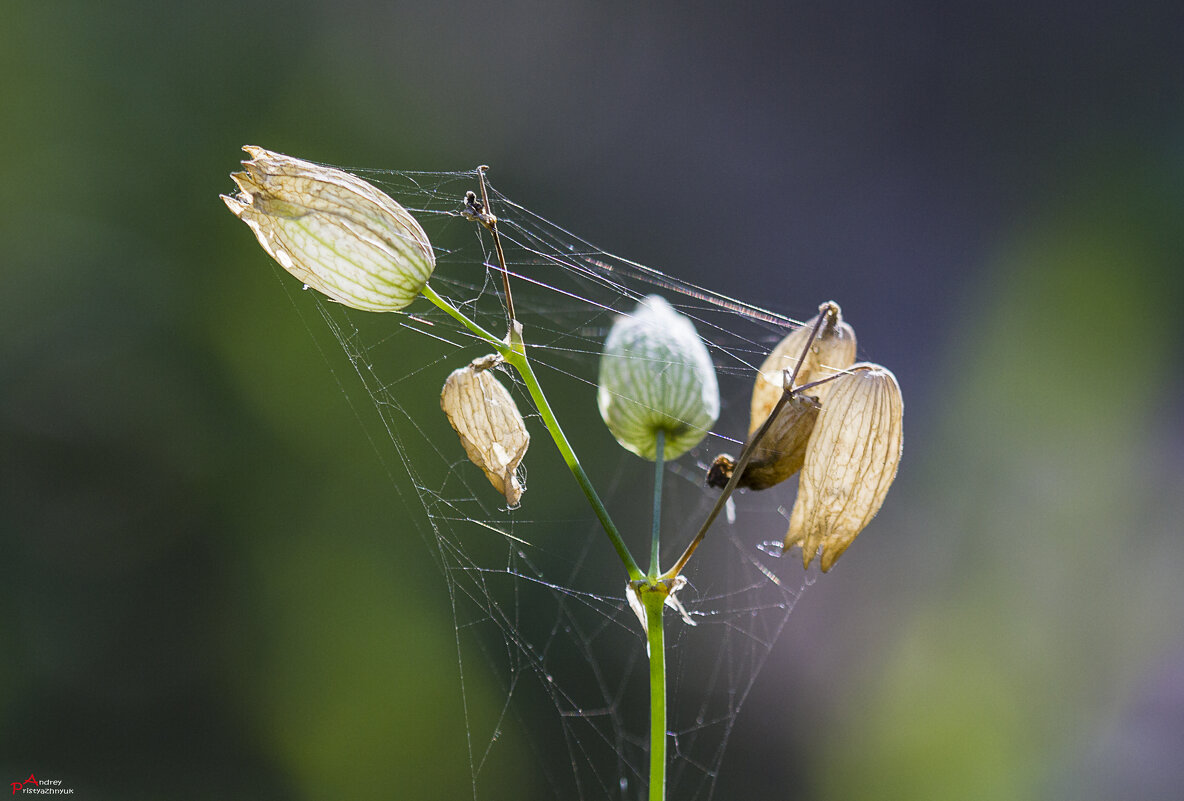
[222,146,435,312]
[749,302,856,435]
[440,355,530,507]
[785,363,903,571]
[597,295,720,461]
[706,392,820,490]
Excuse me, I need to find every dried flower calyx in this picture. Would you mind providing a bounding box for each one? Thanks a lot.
[440,355,531,507]
[785,363,903,572]
[222,146,435,312]
[597,295,720,461]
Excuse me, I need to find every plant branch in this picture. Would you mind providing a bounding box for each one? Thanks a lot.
[643,588,667,801]
[649,430,665,578]
[662,306,833,580]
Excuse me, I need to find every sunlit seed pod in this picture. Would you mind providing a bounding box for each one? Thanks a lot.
[749,302,856,435]
[221,146,435,312]
[784,363,903,572]
[709,393,821,491]
[597,295,720,461]
[440,355,531,507]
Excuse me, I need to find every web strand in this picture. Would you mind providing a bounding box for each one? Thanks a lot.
[286,167,816,801]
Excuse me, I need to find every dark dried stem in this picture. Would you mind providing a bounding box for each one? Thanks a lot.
[475,166,516,325]
[661,303,834,580]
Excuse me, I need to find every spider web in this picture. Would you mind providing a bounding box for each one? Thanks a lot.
[286,166,820,801]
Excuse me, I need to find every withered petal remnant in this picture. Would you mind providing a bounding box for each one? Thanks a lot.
[441,355,531,507]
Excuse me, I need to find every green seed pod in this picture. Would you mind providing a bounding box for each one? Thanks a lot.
[784,363,903,572]
[222,146,435,312]
[749,301,856,435]
[597,295,720,461]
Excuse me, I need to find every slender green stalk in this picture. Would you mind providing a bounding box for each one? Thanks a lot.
[420,282,644,581]
[420,283,510,357]
[511,343,643,581]
[450,173,664,799]
[649,430,665,578]
[644,435,669,801]
[643,589,667,801]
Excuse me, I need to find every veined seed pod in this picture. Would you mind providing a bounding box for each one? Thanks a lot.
[749,302,856,435]
[785,363,903,571]
[597,295,720,461]
[440,355,531,507]
[222,146,435,312]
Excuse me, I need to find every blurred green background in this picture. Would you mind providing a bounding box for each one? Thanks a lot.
[3,1,1183,799]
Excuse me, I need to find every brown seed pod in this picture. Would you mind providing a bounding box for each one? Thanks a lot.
[706,393,821,490]
[784,363,903,571]
[749,302,856,435]
[440,355,531,507]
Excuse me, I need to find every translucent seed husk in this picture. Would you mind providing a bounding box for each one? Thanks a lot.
[749,301,856,435]
[222,146,435,312]
[597,295,720,461]
[440,355,530,507]
[784,363,903,571]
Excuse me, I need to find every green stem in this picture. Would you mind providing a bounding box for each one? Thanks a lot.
[649,431,665,578]
[420,283,511,358]
[421,283,643,581]
[643,590,667,801]
[511,345,643,581]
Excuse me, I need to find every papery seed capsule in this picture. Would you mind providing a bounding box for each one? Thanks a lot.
[749,302,856,435]
[597,295,720,461]
[440,355,531,507]
[222,146,435,312]
[784,363,903,571]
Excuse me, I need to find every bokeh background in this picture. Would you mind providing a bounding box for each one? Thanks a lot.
[3,1,1183,799]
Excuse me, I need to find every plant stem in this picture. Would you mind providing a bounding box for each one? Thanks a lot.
[456,175,662,797]
[475,166,516,324]
[420,283,509,357]
[643,589,667,801]
[510,338,643,581]
[649,430,665,578]
[421,282,643,581]
[662,305,835,580]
